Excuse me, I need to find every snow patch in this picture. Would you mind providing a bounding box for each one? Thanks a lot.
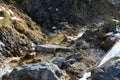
[73,32,84,40]
[1,6,6,11]
[0,17,4,20]
[11,16,20,21]
[7,10,14,16]
[112,19,120,23]
[56,8,59,11]
[79,72,91,80]
[105,32,113,36]
[0,9,3,11]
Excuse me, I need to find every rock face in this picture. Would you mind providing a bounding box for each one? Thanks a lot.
[0,28,33,57]
[8,62,65,80]
[92,59,120,80]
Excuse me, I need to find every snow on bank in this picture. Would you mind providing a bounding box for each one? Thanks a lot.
[79,72,91,80]
[98,40,120,67]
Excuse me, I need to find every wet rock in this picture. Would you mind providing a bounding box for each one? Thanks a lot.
[8,62,65,80]
[92,59,120,80]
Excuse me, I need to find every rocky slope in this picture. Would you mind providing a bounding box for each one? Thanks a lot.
[4,0,116,32]
[0,0,120,80]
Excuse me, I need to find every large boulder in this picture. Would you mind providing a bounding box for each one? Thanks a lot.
[92,59,120,80]
[8,62,65,80]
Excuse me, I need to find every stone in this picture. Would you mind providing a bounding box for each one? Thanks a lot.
[35,44,73,53]
[8,62,65,80]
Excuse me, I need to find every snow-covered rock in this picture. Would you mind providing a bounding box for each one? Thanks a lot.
[98,40,120,67]
[8,62,65,80]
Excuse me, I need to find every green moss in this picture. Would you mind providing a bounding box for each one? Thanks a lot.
[91,68,97,74]
[0,10,11,27]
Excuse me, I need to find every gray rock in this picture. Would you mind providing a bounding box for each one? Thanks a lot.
[8,62,65,80]
[92,59,120,80]
[35,44,73,53]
